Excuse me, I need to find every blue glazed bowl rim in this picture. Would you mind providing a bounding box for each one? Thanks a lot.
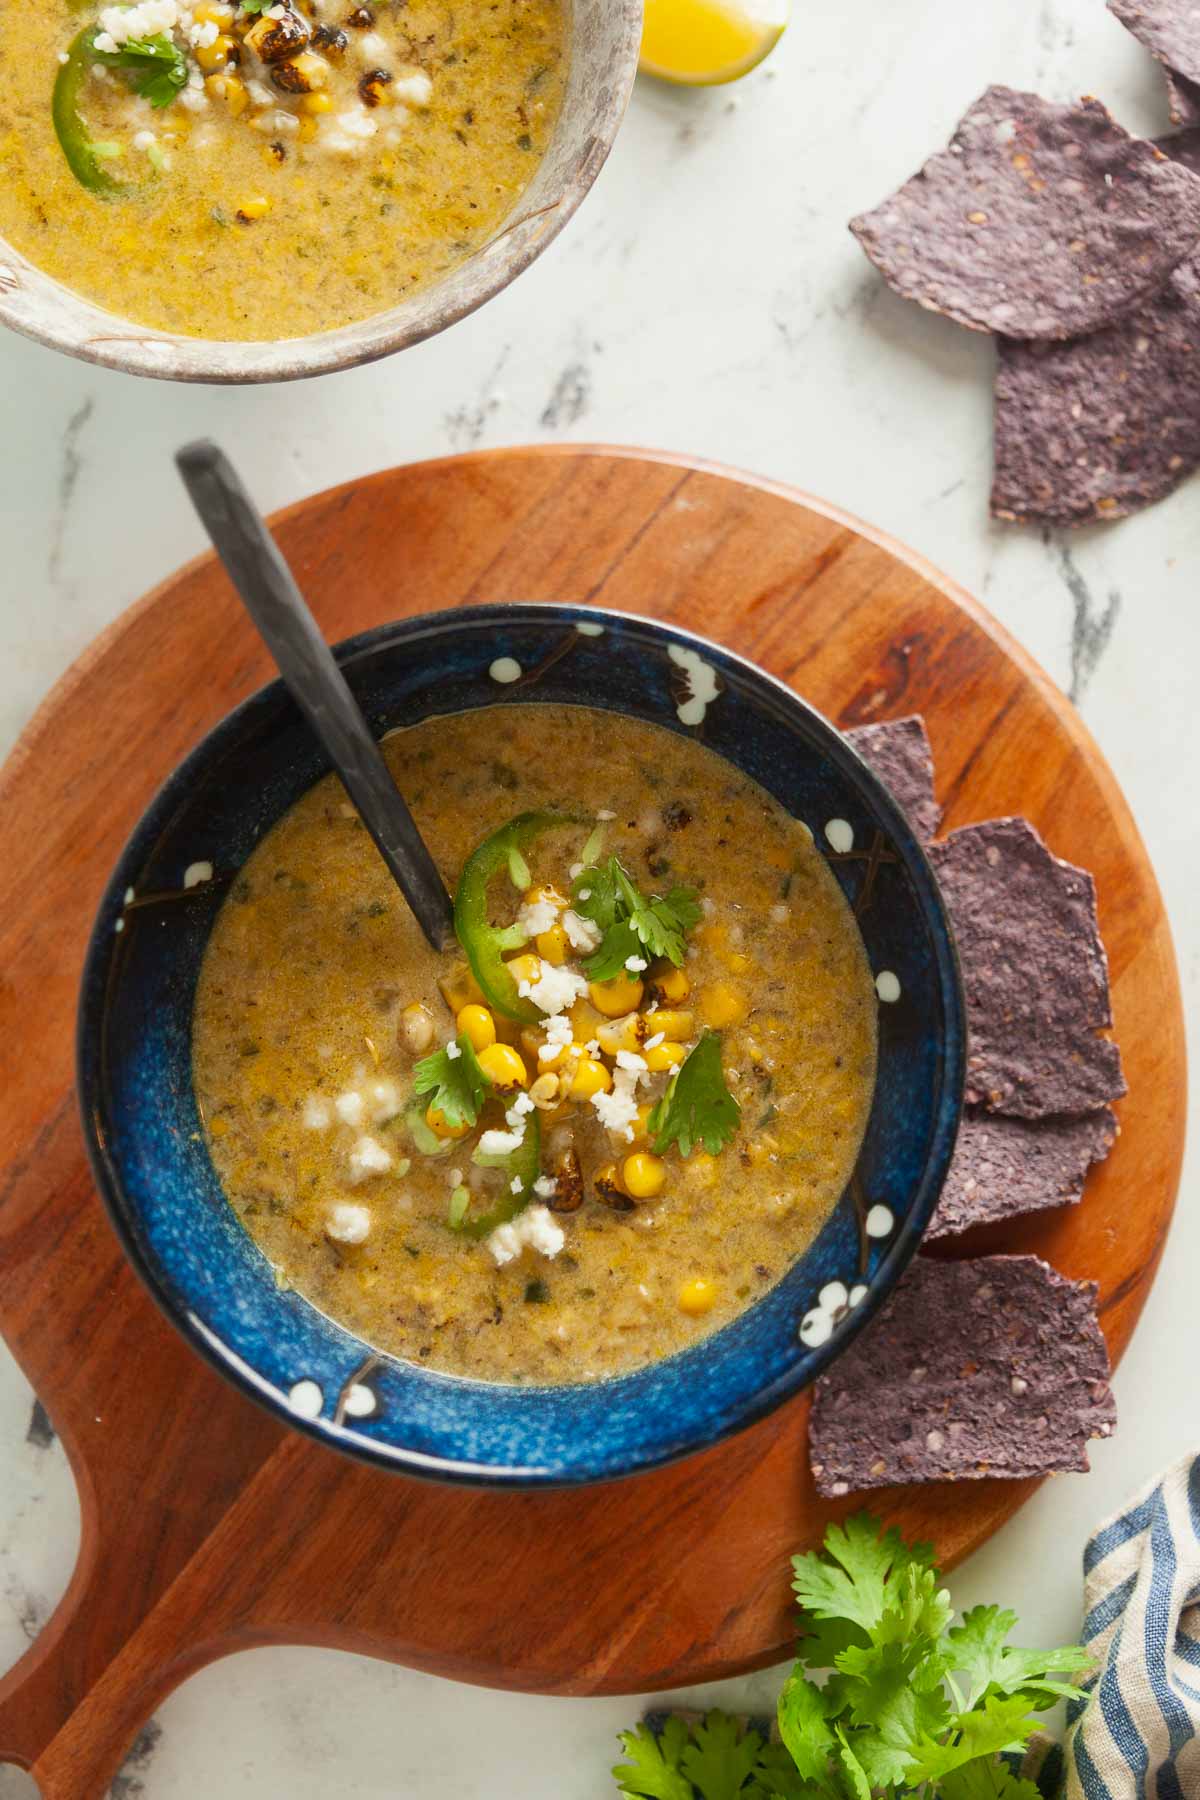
[76,600,965,1486]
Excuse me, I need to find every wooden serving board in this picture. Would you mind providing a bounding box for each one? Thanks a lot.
[0,448,1183,1799]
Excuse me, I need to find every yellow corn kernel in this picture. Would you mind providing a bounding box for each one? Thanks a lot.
[645,1041,687,1073]
[623,1152,667,1199]
[728,952,751,975]
[235,195,272,222]
[535,922,569,965]
[524,1031,570,1073]
[299,89,334,113]
[506,953,542,988]
[568,998,605,1041]
[222,72,249,114]
[646,1009,693,1042]
[439,960,485,1016]
[594,1162,634,1210]
[589,972,644,1017]
[297,115,320,142]
[567,1053,611,1101]
[194,0,235,21]
[700,982,747,1030]
[528,1072,560,1109]
[628,1103,655,1147]
[195,32,235,70]
[695,919,728,953]
[596,1011,646,1057]
[649,961,690,1003]
[678,1277,717,1317]
[425,1102,470,1141]
[477,1042,527,1091]
[528,884,566,909]
[456,1004,496,1054]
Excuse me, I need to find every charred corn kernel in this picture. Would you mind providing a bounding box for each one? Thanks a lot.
[297,115,320,141]
[596,1011,647,1057]
[595,1162,635,1210]
[567,1053,611,1100]
[700,982,747,1029]
[195,32,235,70]
[623,1152,667,1199]
[476,1042,527,1091]
[589,972,645,1016]
[235,195,272,221]
[425,1102,470,1141]
[535,922,569,965]
[299,89,333,113]
[456,1004,496,1053]
[506,952,542,988]
[649,961,690,1003]
[646,1009,693,1041]
[728,952,751,975]
[678,1277,717,1316]
[645,1041,687,1072]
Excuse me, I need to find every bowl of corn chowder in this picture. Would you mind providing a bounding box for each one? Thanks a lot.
[0,0,639,379]
[78,604,965,1484]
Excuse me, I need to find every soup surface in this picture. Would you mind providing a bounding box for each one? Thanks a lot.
[0,0,564,338]
[192,705,878,1385]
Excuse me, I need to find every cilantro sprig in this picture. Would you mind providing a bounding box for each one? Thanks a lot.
[412,1033,491,1132]
[613,1515,1090,1799]
[572,856,701,981]
[91,32,189,107]
[649,1031,740,1158]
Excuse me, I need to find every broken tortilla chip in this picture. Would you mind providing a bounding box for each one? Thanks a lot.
[850,86,1200,340]
[846,716,942,844]
[926,1107,1118,1239]
[991,255,1200,527]
[1109,0,1200,87]
[929,817,1126,1117]
[809,1255,1116,1495]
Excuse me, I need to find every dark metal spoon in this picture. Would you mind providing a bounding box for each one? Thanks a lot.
[176,439,456,953]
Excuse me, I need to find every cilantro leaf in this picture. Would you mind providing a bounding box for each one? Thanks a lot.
[792,1514,936,1639]
[938,1762,1046,1800]
[948,1606,1091,1710]
[237,0,273,12]
[838,1639,952,1789]
[91,32,188,107]
[573,857,700,977]
[649,1031,740,1158]
[412,1033,490,1131]
[614,1720,694,1800]
[680,1713,765,1800]
[907,1693,1045,1784]
[776,1674,837,1791]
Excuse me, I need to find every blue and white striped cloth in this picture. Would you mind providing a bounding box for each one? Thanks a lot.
[1049,1454,1200,1798]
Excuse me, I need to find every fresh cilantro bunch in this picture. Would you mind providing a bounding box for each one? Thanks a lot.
[614,1515,1090,1800]
[412,1033,491,1132]
[90,32,189,107]
[649,1031,740,1158]
[572,857,701,981]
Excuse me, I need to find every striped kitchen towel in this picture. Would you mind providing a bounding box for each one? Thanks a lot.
[1055,1453,1200,1798]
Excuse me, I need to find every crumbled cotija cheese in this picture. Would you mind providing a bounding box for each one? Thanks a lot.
[516,896,559,937]
[326,1201,371,1244]
[303,1096,333,1130]
[477,1126,525,1158]
[519,961,588,1015]
[486,1204,565,1266]
[562,908,601,952]
[335,1091,365,1127]
[348,1134,392,1180]
[539,1013,574,1061]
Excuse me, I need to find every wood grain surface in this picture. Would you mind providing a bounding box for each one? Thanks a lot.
[0,447,1184,1800]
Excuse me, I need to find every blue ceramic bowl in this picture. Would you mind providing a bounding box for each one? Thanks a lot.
[77,604,964,1486]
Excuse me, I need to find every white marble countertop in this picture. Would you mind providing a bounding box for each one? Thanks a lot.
[1,0,1197,1793]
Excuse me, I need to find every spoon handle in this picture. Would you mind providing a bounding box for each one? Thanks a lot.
[176,439,456,953]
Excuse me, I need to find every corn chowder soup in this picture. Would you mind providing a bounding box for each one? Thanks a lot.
[192,706,878,1385]
[0,0,565,338]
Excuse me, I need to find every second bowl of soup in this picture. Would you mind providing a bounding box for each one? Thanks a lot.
[78,605,964,1483]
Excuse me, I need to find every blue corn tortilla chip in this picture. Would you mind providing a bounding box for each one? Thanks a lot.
[850,86,1200,339]
[1165,68,1200,127]
[929,818,1126,1117]
[809,1255,1116,1495]
[1109,0,1200,88]
[990,255,1200,526]
[926,1106,1118,1240]
[846,716,941,844]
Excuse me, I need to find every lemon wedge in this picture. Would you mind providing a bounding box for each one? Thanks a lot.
[639,0,787,86]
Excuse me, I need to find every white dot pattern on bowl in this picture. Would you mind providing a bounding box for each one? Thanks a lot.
[488,657,522,684]
[288,1379,323,1419]
[875,970,901,1004]
[824,818,854,854]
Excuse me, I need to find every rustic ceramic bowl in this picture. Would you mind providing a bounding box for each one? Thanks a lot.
[0,0,641,383]
[77,604,965,1485]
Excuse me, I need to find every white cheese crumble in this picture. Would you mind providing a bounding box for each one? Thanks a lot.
[533,1175,558,1199]
[478,1126,524,1158]
[132,128,156,150]
[624,955,648,972]
[615,1049,648,1073]
[486,1204,564,1266]
[445,1040,462,1060]
[367,1078,400,1122]
[510,1176,525,1195]
[96,0,179,47]
[303,1096,333,1130]
[561,908,600,953]
[326,1201,371,1244]
[539,1013,574,1061]
[516,896,559,938]
[246,77,274,107]
[391,67,433,106]
[189,18,219,46]
[507,1091,535,1118]
[348,1135,392,1181]
[592,1066,641,1138]
[335,1091,365,1128]
[643,1031,665,1051]
[356,27,389,59]
[519,961,588,1016]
